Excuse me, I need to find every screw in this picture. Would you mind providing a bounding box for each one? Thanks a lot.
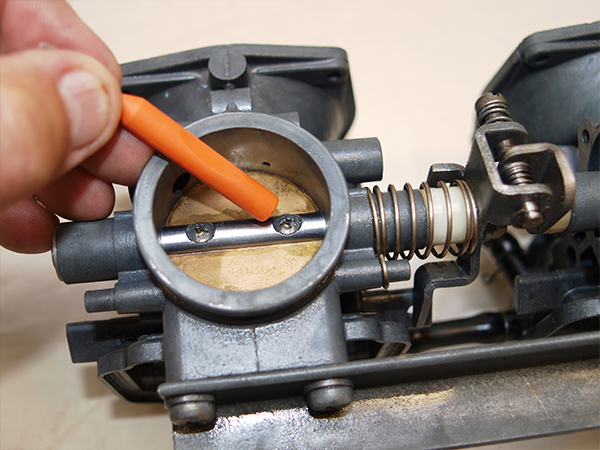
[273,214,302,235]
[475,93,544,229]
[165,394,216,426]
[512,201,544,229]
[303,378,354,412]
[186,222,215,243]
[475,92,513,126]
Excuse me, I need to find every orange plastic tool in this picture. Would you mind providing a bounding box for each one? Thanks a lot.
[120,94,279,222]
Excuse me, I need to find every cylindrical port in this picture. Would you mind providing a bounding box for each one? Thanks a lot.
[545,171,600,234]
[335,252,411,292]
[85,279,167,314]
[323,138,383,185]
[52,211,145,284]
[53,219,117,284]
[566,171,599,233]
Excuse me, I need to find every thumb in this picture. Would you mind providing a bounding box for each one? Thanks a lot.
[0,49,122,211]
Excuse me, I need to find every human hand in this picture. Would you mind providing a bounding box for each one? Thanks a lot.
[0,0,154,253]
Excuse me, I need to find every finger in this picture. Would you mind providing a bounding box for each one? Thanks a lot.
[0,0,121,81]
[81,127,155,186]
[0,196,58,253]
[0,49,122,211]
[34,167,115,221]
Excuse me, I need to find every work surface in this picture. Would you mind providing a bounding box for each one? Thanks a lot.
[1,1,599,449]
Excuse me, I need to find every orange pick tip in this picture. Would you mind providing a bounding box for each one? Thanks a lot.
[120,93,279,221]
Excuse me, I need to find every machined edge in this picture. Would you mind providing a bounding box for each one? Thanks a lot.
[134,112,350,319]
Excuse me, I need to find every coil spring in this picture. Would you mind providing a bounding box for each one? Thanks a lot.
[367,180,479,288]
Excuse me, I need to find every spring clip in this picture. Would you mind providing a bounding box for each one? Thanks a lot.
[367,180,479,288]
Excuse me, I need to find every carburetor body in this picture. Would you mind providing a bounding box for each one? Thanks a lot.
[53,22,599,449]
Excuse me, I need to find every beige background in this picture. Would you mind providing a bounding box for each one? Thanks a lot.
[1,1,598,448]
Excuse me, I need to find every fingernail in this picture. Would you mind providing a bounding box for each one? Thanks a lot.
[57,70,110,150]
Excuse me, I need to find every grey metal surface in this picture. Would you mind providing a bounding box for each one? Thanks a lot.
[121,44,355,141]
[173,359,599,450]
[484,21,600,146]
[161,281,351,421]
[162,284,348,382]
[158,331,600,403]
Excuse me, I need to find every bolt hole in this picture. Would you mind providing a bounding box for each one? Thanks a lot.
[327,71,342,83]
[581,129,590,144]
[534,55,549,66]
[173,173,191,194]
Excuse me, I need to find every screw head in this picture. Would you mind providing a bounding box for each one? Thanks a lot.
[303,378,354,412]
[208,48,247,82]
[166,394,216,426]
[512,202,544,229]
[273,214,302,235]
[186,222,215,243]
[475,92,512,126]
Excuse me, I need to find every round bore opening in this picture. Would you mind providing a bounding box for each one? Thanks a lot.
[133,113,349,319]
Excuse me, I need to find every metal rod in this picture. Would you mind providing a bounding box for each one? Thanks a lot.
[159,213,327,254]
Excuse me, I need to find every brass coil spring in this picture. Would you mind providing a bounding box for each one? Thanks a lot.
[367,180,479,288]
